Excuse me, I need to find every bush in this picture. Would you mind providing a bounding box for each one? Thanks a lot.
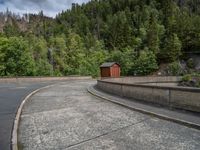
[167,61,183,76]
[108,48,135,76]
[182,74,192,82]
[180,74,200,88]
[131,51,158,75]
[186,58,195,69]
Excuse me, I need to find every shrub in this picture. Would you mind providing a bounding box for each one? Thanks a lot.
[186,58,195,69]
[180,74,200,88]
[167,61,183,76]
[182,74,192,82]
[131,51,158,75]
[108,48,135,76]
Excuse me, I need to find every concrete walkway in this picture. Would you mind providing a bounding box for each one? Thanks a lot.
[19,80,200,150]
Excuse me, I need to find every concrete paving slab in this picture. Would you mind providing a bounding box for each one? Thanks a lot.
[19,80,200,150]
[67,118,200,150]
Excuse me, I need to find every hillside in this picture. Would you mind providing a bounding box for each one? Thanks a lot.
[0,0,200,77]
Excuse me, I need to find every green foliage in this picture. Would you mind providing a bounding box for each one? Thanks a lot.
[131,51,158,75]
[30,36,51,76]
[0,37,35,76]
[160,33,182,62]
[49,35,67,75]
[1,0,200,76]
[186,58,195,69]
[64,32,85,75]
[180,74,200,88]
[3,22,20,37]
[108,48,135,75]
[79,40,108,77]
[147,14,160,54]
[182,74,192,82]
[0,37,7,75]
[167,61,183,76]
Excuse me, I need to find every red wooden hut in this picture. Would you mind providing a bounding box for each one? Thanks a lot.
[100,62,120,78]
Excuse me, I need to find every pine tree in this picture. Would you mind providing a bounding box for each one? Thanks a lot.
[147,14,160,54]
[161,33,182,62]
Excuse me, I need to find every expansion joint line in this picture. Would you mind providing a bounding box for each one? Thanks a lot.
[65,117,150,149]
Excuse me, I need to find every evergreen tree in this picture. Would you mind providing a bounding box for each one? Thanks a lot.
[161,33,182,62]
[147,14,160,54]
[0,0,200,76]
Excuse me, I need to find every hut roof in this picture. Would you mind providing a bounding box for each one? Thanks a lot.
[100,62,120,68]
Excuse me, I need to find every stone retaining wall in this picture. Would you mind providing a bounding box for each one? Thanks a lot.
[101,76,181,83]
[0,76,92,83]
[97,77,200,113]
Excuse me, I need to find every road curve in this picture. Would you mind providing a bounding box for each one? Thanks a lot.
[19,80,200,150]
[0,81,59,150]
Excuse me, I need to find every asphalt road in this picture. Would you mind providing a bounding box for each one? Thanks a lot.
[19,80,200,150]
[0,81,57,150]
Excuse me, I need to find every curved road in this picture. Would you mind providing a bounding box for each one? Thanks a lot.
[0,81,61,150]
[19,80,200,150]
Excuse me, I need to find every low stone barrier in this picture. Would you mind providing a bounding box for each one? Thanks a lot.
[0,76,92,83]
[101,76,181,83]
[97,77,200,113]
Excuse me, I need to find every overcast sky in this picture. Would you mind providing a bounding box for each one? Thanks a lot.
[0,0,90,17]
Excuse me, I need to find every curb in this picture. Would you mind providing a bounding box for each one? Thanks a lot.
[87,85,200,130]
[11,84,56,150]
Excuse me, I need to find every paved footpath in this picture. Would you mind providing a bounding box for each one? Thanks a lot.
[19,80,200,150]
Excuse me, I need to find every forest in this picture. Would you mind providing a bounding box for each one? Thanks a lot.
[0,0,200,77]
